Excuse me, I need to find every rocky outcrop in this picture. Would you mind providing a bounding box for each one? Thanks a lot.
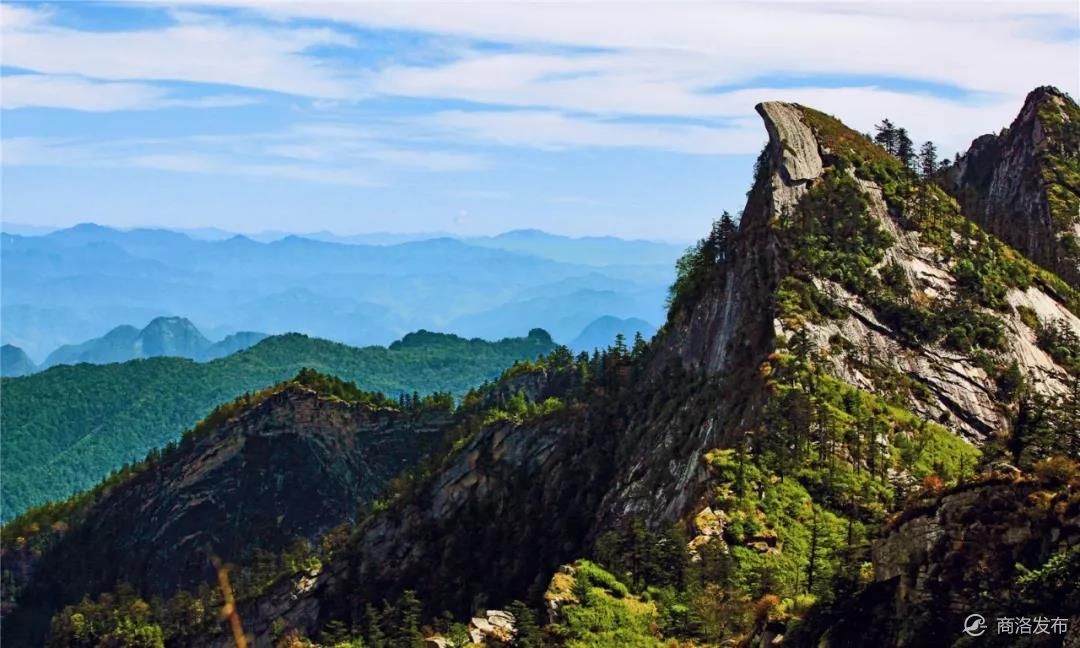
[944,86,1080,285]
[794,480,1080,647]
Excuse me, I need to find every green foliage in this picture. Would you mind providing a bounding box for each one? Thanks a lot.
[548,561,661,648]
[1036,319,1080,375]
[666,212,738,316]
[1,330,554,520]
[483,391,566,426]
[783,170,894,295]
[506,600,543,648]
[1015,546,1080,613]
[46,585,165,648]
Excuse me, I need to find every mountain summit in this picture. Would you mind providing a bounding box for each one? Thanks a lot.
[944,85,1080,285]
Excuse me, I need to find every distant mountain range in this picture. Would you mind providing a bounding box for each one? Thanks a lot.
[1,225,672,361]
[5,313,655,376]
[41,316,266,368]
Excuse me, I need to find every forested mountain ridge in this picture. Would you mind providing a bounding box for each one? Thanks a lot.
[0,329,554,520]
[1,370,455,644]
[944,85,1080,286]
[5,90,1080,647]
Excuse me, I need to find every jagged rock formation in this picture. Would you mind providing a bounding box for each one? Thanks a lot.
[2,383,449,645]
[944,86,1080,285]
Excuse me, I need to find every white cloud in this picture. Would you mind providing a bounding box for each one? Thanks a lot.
[2,1,1077,166]
[0,74,257,111]
[1,8,361,99]
[431,109,761,154]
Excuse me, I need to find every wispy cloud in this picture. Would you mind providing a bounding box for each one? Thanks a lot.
[0,74,256,111]
[1,1,1077,182]
[1,5,361,100]
[430,109,761,154]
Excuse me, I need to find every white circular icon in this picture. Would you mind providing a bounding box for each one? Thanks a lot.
[963,614,987,637]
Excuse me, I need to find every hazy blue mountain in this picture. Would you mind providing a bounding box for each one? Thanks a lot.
[203,331,269,360]
[42,317,266,368]
[449,288,665,343]
[0,222,57,236]
[0,344,37,377]
[44,325,141,367]
[467,229,686,267]
[2,224,676,357]
[569,315,658,352]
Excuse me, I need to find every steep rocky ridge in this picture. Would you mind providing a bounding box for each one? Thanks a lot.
[944,86,1080,286]
[2,379,449,645]
[199,99,1080,645]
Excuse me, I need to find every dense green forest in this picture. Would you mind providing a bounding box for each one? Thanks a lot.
[0,329,554,520]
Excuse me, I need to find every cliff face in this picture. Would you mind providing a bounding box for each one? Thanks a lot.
[944,86,1080,286]
[3,384,448,644]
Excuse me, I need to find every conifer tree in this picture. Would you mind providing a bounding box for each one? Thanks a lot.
[919,141,938,178]
[874,119,898,154]
[896,127,915,171]
[506,600,543,648]
[364,603,386,648]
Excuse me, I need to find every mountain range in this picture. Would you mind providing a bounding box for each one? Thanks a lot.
[2,87,1079,648]
[0,329,555,520]
[40,317,267,368]
[1,227,677,362]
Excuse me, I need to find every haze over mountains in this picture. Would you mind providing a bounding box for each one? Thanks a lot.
[0,226,679,362]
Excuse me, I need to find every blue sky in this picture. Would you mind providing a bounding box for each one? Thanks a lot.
[1,1,1077,241]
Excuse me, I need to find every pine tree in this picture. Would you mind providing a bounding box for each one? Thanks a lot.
[631,331,648,359]
[613,333,628,358]
[395,590,423,647]
[896,127,915,171]
[874,119,898,154]
[919,141,938,178]
[319,619,350,645]
[364,603,386,648]
[718,211,738,262]
[506,600,543,648]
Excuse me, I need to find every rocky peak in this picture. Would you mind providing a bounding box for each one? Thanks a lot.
[756,101,824,185]
[944,85,1079,285]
